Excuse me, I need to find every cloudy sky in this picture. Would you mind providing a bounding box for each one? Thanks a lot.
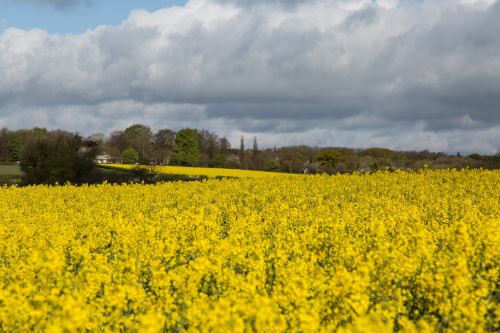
[1,0,499,153]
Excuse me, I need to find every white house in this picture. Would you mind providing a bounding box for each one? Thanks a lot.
[95,153,121,164]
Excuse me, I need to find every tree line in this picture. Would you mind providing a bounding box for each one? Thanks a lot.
[0,125,499,185]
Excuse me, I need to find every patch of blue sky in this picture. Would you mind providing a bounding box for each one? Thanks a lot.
[0,0,187,34]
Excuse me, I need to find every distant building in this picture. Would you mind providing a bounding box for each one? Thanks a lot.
[95,153,122,164]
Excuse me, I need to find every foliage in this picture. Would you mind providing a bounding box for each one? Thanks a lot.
[0,164,23,176]
[19,131,96,185]
[219,137,231,155]
[266,159,281,171]
[122,148,139,164]
[317,149,346,172]
[170,128,200,166]
[2,126,500,174]
[0,164,23,185]
[1,126,500,174]
[5,127,48,162]
[0,169,498,332]
[209,153,226,168]
[123,124,153,162]
[152,128,175,165]
[0,128,10,162]
[198,130,219,162]
[108,130,128,152]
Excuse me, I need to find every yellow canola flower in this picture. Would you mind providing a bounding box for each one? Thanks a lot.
[0,169,498,332]
[102,163,299,178]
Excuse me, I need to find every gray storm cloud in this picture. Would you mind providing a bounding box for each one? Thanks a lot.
[0,0,499,153]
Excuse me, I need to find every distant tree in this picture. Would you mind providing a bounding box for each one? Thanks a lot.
[208,137,231,168]
[224,154,241,169]
[252,137,258,157]
[252,137,261,169]
[86,133,106,145]
[209,153,226,168]
[362,147,395,159]
[170,128,200,166]
[20,131,96,185]
[199,153,210,167]
[326,148,358,173]
[122,148,139,164]
[468,153,483,160]
[8,128,49,161]
[198,130,219,161]
[83,136,102,152]
[239,136,245,155]
[266,159,281,172]
[219,137,231,155]
[270,146,312,173]
[123,124,153,162]
[101,145,121,161]
[360,147,397,170]
[239,136,247,168]
[6,124,498,176]
[291,151,309,173]
[108,130,128,152]
[152,128,176,164]
[317,149,346,172]
[0,128,10,162]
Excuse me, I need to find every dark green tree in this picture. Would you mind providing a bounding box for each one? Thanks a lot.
[123,124,153,162]
[170,128,200,166]
[198,130,219,161]
[20,131,96,185]
[108,130,128,152]
[122,148,139,164]
[317,149,346,173]
[8,128,48,161]
[266,159,281,172]
[209,153,226,168]
[251,136,261,169]
[86,133,106,145]
[239,136,248,169]
[0,128,10,162]
[208,137,231,167]
[219,137,231,155]
[152,128,176,165]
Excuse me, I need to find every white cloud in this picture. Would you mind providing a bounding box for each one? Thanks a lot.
[376,0,399,9]
[1,0,499,153]
[459,0,496,6]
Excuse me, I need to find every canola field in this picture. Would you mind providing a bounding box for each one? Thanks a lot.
[102,164,296,178]
[0,169,499,332]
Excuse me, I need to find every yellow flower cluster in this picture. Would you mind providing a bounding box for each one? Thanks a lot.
[0,169,498,332]
[103,164,298,178]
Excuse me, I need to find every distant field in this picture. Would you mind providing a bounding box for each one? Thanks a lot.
[102,164,296,178]
[0,164,23,184]
[0,164,23,177]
